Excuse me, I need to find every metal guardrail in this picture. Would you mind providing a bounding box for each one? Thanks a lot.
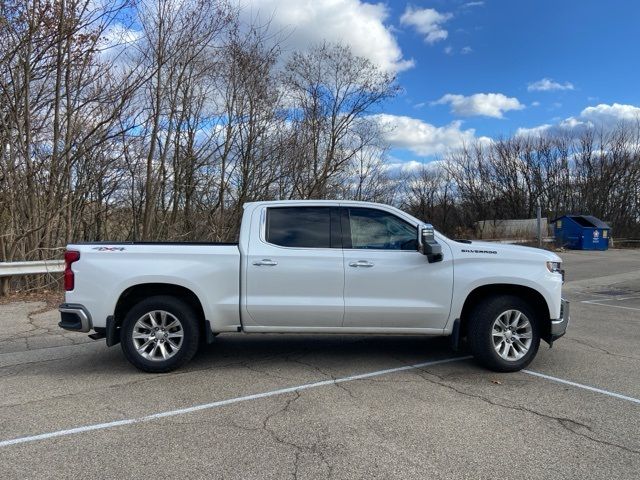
[0,260,65,278]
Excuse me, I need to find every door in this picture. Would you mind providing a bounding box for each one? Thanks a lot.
[244,206,345,328]
[342,207,453,330]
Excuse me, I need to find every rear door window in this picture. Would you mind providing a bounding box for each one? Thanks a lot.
[266,207,333,248]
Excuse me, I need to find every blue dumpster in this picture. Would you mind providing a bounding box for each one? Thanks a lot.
[551,215,610,250]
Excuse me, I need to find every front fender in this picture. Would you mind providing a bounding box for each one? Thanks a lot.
[446,263,563,333]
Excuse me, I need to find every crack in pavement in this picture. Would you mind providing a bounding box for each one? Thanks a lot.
[0,363,31,379]
[237,360,299,382]
[412,367,640,456]
[262,390,305,480]
[0,340,96,357]
[3,304,59,342]
[0,304,91,351]
[288,355,358,400]
[223,391,335,480]
[0,351,346,412]
[566,337,640,361]
[0,339,110,373]
[0,358,252,409]
[0,355,80,378]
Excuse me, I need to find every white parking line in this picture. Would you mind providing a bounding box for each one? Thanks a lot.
[580,299,640,312]
[0,356,471,448]
[523,370,640,404]
[608,295,640,301]
[572,290,623,298]
[3,356,638,449]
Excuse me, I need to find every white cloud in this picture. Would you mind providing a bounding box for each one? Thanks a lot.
[238,0,413,72]
[433,93,525,118]
[462,1,485,7]
[516,102,640,137]
[400,6,452,44]
[460,46,473,55]
[527,78,574,92]
[98,23,142,62]
[373,114,489,157]
[444,45,453,55]
[531,101,541,107]
[580,103,640,123]
[558,117,587,129]
[384,160,425,174]
[515,124,553,137]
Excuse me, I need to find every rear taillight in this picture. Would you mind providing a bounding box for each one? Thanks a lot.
[64,250,80,291]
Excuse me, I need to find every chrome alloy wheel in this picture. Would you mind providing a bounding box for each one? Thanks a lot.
[132,310,184,361]
[491,309,533,361]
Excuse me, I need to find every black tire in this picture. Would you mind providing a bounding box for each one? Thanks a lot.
[467,295,541,372]
[120,295,200,373]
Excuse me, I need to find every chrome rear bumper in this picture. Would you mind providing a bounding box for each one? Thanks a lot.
[58,303,93,333]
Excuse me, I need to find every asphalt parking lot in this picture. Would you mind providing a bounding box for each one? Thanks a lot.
[1,249,639,479]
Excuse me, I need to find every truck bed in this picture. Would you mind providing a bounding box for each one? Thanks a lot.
[66,242,241,332]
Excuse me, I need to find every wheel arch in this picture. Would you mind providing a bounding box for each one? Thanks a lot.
[113,283,208,343]
[459,284,552,344]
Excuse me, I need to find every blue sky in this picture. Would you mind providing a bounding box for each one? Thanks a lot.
[378,0,640,161]
[231,0,640,163]
[114,0,640,164]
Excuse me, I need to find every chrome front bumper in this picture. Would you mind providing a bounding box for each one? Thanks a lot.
[58,303,93,333]
[550,298,570,341]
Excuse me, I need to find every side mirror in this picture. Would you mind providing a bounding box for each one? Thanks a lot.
[419,224,443,263]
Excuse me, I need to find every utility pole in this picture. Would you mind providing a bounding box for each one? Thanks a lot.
[536,197,542,248]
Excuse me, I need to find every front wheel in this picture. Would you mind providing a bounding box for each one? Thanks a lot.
[467,295,541,372]
[120,296,200,373]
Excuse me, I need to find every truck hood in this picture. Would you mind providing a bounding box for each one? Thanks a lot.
[446,239,562,263]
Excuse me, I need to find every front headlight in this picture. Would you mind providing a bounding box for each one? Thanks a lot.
[546,261,562,273]
[546,261,564,282]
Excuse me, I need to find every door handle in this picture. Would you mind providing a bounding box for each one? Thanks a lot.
[253,259,278,266]
[349,260,374,268]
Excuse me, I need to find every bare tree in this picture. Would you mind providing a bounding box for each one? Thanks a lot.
[130,0,232,239]
[0,0,141,293]
[2,1,640,297]
[282,42,399,198]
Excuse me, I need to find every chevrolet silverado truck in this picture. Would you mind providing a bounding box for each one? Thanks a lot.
[59,200,568,373]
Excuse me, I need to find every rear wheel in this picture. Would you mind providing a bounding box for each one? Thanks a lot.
[120,296,200,373]
[467,295,541,372]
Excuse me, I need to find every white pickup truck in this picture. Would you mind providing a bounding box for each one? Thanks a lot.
[59,200,568,373]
